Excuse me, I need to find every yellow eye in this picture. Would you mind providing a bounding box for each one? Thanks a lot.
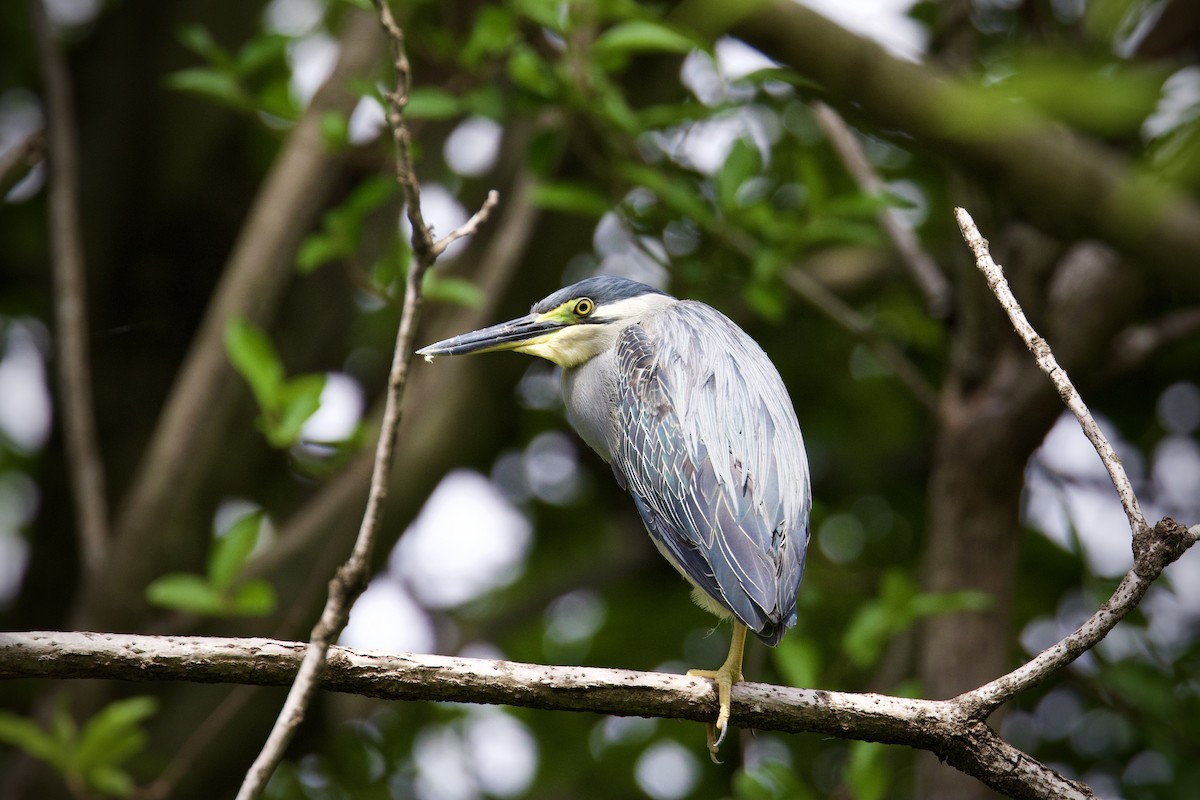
[574,297,594,316]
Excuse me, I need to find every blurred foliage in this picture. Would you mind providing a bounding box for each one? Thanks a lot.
[1,0,1198,798]
[226,316,327,448]
[0,696,158,797]
[145,510,276,616]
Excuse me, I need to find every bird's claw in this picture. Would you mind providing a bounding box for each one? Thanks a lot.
[687,663,742,761]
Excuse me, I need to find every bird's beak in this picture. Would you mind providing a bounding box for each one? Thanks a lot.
[417,313,567,360]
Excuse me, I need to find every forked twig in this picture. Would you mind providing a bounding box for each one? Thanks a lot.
[234,6,498,797]
[952,207,1196,715]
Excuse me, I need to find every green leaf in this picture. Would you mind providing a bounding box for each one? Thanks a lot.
[257,80,300,122]
[507,46,557,97]
[910,589,993,617]
[404,87,462,120]
[320,111,350,149]
[225,317,283,411]
[50,694,76,752]
[87,764,136,798]
[296,234,344,274]
[843,605,894,668]
[176,24,229,65]
[511,0,566,33]
[75,697,157,775]
[715,138,762,211]
[229,579,278,616]
[208,511,264,591]
[0,712,65,767]
[619,164,715,227]
[595,79,642,133]
[845,741,889,800]
[771,637,821,688]
[462,6,517,66]
[530,181,611,217]
[732,760,809,800]
[236,34,289,76]
[265,373,326,447]
[422,273,485,308]
[344,174,399,215]
[145,573,226,615]
[593,21,697,55]
[165,68,249,110]
[463,85,506,121]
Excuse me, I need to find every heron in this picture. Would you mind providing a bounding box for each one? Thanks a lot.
[418,275,811,756]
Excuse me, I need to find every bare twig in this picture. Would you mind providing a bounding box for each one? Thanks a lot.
[431,192,500,258]
[954,207,1149,538]
[0,129,45,198]
[234,6,498,798]
[0,630,1098,800]
[29,0,110,574]
[812,102,953,318]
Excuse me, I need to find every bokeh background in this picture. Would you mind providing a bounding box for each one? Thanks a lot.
[2,0,1199,798]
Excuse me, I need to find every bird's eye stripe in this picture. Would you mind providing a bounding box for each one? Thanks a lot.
[575,298,594,316]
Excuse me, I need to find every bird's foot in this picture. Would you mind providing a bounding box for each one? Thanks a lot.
[687,662,743,762]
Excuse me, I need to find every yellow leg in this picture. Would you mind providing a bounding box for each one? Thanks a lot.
[687,623,747,761]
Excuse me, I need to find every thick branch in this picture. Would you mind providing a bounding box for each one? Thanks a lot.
[0,631,1091,800]
[679,0,1200,295]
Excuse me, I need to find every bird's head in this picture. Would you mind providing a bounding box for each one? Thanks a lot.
[418,276,673,368]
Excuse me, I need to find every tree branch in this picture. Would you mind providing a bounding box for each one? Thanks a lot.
[29,0,110,575]
[0,631,1094,800]
[684,0,1200,295]
[233,6,498,797]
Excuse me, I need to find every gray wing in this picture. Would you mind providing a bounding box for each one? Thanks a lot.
[612,302,810,645]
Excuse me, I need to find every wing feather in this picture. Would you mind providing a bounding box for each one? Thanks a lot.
[613,302,810,644]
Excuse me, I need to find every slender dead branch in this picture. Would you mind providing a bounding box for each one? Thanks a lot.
[0,129,45,198]
[0,631,1094,800]
[812,102,952,318]
[954,207,1149,538]
[29,0,110,575]
[234,6,498,797]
